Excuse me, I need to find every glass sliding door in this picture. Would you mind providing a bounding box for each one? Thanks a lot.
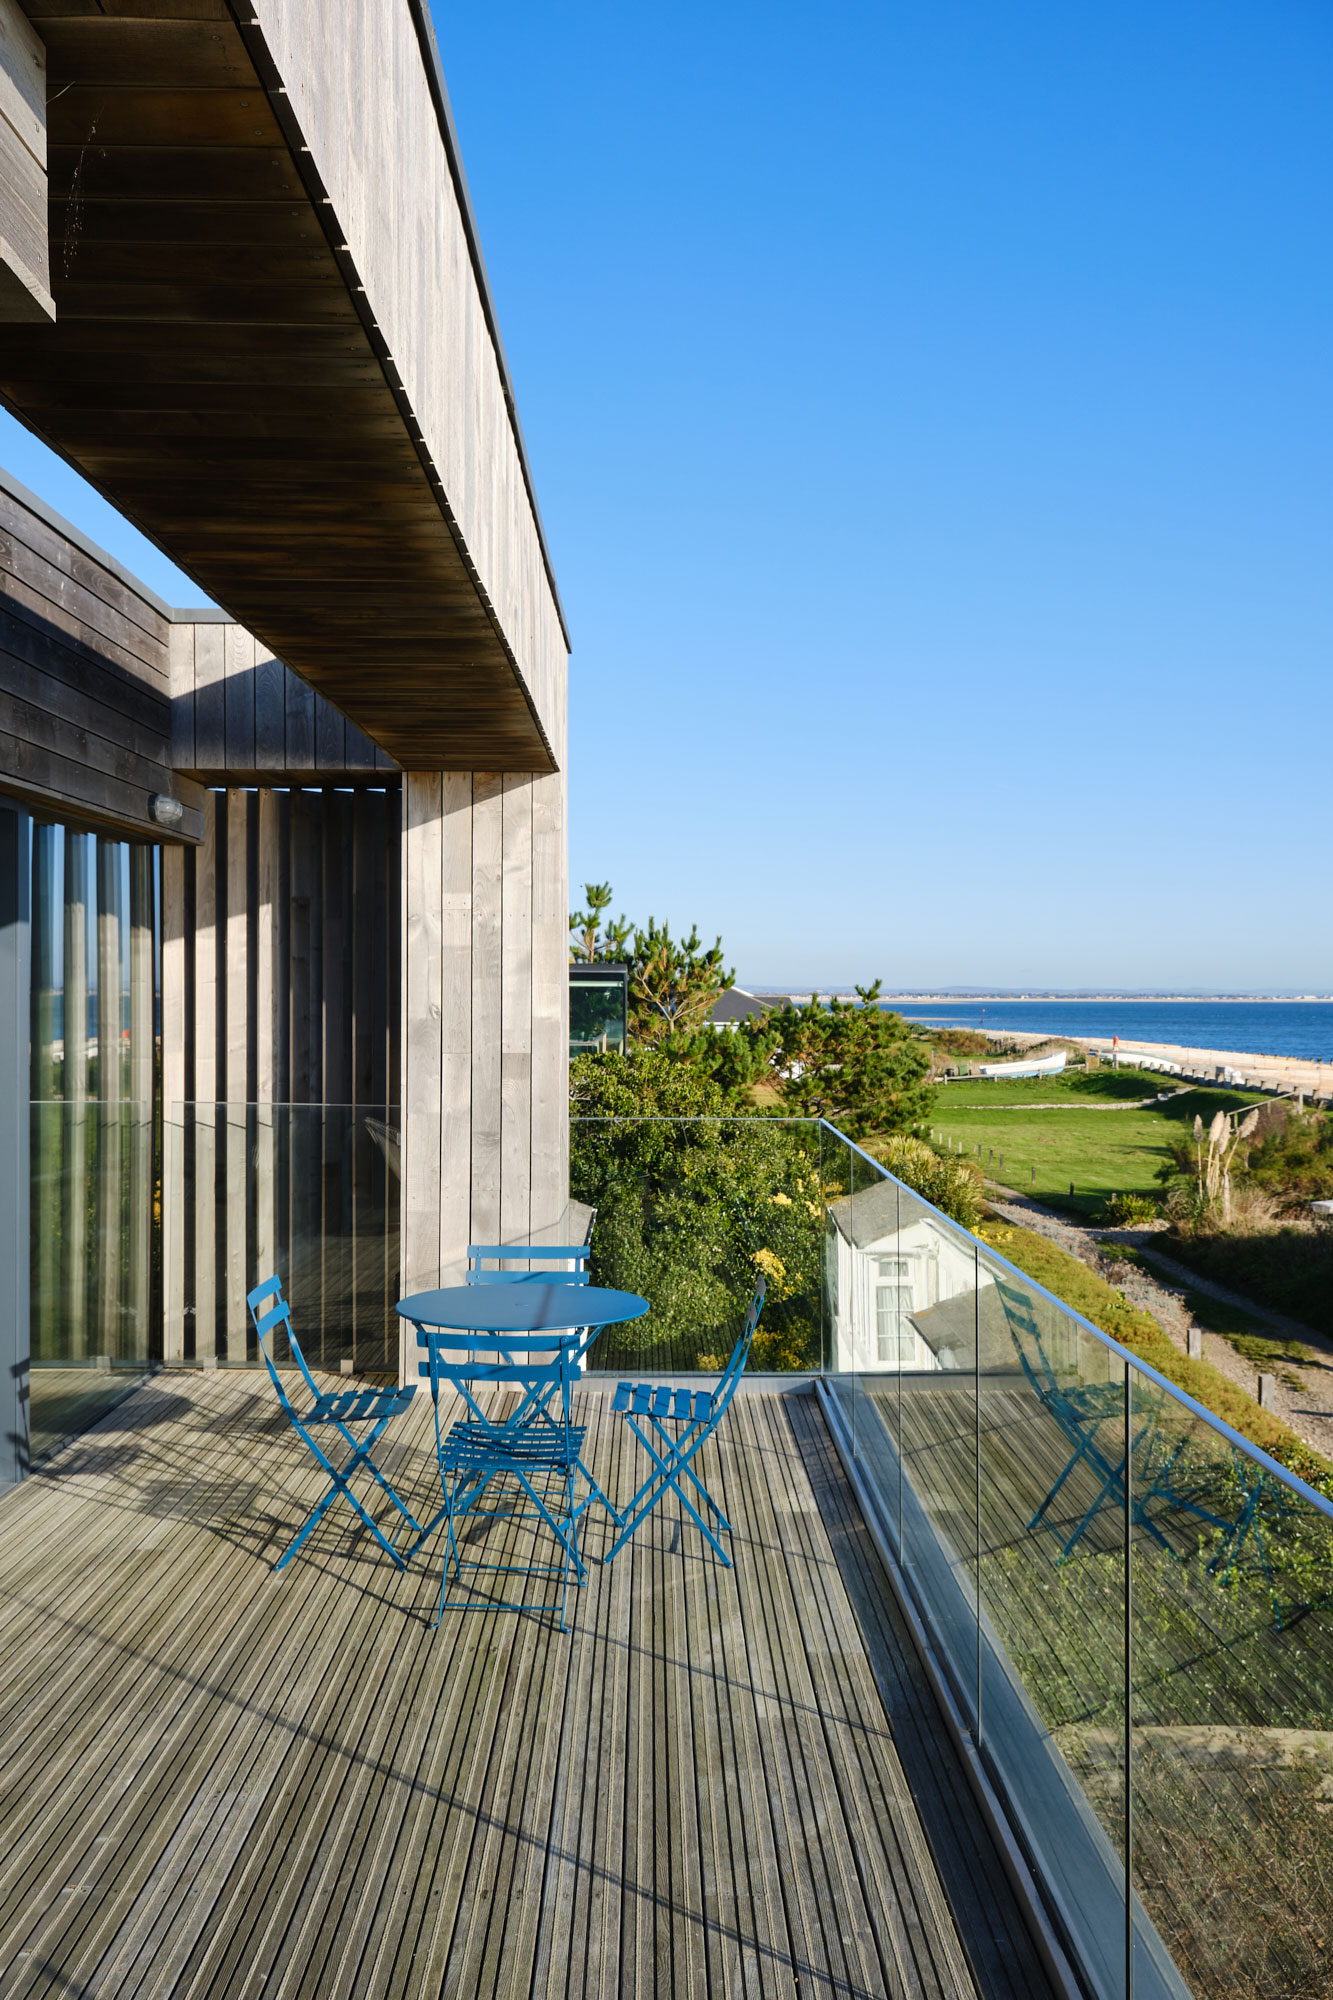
[29,820,158,1459]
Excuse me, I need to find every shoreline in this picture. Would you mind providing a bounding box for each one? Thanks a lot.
[763,992,1333,1004]
[983,1029,1333,1099]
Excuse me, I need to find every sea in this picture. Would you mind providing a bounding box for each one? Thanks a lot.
[884,1000,1333,1064]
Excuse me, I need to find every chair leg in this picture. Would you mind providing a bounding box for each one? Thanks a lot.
[605,1418,733,1565]
[647,1415,731,1529]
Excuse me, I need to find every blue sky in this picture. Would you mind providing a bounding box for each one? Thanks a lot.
[5,3,1331,989]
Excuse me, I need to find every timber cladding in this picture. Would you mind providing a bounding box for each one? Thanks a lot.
[3,0,568,773]
[162,781,401,1369]
[0,476,205,840]
[399,767,570,1375]
[170,618,399,783]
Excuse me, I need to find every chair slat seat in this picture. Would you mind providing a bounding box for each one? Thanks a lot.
[613,1381,714,1424]
[307,1385,415,1426]
[441,1419,588,1474]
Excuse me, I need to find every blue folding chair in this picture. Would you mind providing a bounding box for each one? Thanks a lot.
[414,1327,588,1630]
[604,1278,765,1567]
[246,1275,422,1571]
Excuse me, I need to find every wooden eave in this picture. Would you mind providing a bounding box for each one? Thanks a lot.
[0,2,556,773]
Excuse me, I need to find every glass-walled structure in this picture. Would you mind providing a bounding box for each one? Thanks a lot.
[29,820,158,1459]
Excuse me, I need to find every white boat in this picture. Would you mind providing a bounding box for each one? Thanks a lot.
[974,1049,1068,1080]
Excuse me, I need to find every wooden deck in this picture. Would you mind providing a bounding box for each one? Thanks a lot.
[0,1375,1053,2000]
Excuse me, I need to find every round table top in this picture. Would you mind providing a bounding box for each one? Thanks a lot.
[395,1282,649,1336]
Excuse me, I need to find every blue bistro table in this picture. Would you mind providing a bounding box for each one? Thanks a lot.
[395,1282,649,1539]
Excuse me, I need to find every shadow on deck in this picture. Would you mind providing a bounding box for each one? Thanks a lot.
[0,1378,1055,2000]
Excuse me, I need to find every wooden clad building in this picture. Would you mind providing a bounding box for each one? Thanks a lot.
[0,0,572,1470]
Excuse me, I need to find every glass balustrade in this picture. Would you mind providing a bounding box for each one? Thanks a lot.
[570,1112,1333,2000]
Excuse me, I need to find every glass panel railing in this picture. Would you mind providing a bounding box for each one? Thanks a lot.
[814,1120,1333,2000]
[1128,1367,1333,2000]
[973,1241,1130,2000]
[570,1117,824,1372]
[30,1097,155,1460]
[165,1104,399,1373]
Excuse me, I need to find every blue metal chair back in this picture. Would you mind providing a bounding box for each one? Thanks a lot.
[417,1327,580,1398]
[708,1277,766,1422]
[466,1243,590,1286]
[247,1274,324,1411]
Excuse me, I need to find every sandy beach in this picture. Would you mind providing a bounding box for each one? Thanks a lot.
[989,1029,1333,1100]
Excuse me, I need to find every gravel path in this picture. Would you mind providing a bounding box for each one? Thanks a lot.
[984,1185,1333,1464]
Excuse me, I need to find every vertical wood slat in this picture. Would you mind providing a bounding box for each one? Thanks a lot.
[62,832,88,1360]
[401,775,443,1342]
[224,792,250,1362]
[193,625,226,773]
[127,846,153,1363]
[469,774,504,1252]
[94,840,121,1357]
[160,844,187,1363]
[253,645,286,775]
[223,626,256,773]
[253,790,280,1296]
[439,774,471,1300]
[499,774,532,1250]
[193,791,218,1364]
[530,766,569,1242]
[168,623,195,773]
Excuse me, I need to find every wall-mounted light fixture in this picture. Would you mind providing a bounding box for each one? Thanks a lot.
[149,794,184,829]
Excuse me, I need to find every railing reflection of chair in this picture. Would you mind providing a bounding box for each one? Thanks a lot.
[997,1279,1292,1612]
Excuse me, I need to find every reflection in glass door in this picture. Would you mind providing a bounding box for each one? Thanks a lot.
[29,820,157,1459]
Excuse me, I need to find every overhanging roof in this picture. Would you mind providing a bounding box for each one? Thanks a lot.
[0,1,565,772]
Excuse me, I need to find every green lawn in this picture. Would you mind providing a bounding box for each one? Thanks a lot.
[925,1070,1266,1220]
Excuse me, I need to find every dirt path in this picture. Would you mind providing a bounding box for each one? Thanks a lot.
[983,1184,1333,1463]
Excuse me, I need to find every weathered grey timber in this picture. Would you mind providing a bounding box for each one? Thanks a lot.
[0,467,205,840]
[3,0,567,772]
[0,0,51,320]
[0,1376,1051,2000]
[170,617,397,782]
[399,760,569,1370]
[160,784,400,1366]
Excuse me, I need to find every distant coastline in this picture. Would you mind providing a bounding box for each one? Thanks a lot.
[754,991,1333,1003]
[740,994,1333,1069]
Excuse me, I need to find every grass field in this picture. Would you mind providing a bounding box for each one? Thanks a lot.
[925,1067,1266,1219]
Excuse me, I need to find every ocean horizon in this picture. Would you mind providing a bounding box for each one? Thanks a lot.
[877,998,1333,1063]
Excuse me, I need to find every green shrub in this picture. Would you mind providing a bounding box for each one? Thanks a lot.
[870,1134,985,1230]
[1104,1191,1160,1225]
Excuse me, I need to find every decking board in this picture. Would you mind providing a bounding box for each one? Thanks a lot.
[0,1374,1051,2000]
